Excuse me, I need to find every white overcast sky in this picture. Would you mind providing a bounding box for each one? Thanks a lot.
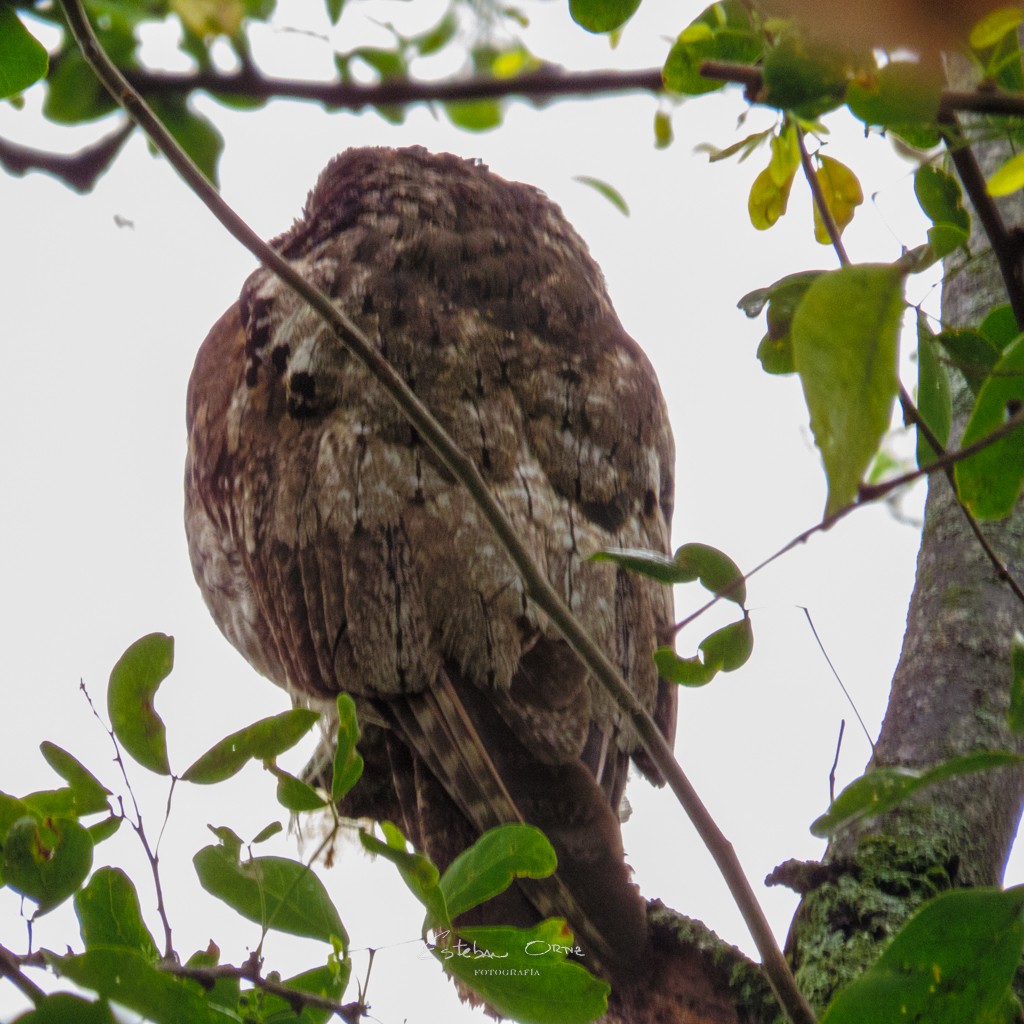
[1,2,1016,1022]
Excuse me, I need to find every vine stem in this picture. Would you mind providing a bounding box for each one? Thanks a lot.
[58,2,817,1022]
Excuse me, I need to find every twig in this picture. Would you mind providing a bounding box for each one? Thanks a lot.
[58,3,817,1024]
[858,404,1024,501]
[80,680,176,959]
[829,721,846,805]
[796,128,850,266]
[0,121,133,192]
[800,609,873,750]
[0,943,45,1007]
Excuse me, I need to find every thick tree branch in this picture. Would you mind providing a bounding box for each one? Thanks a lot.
[121,64,665,107]
[58,4,815,1023]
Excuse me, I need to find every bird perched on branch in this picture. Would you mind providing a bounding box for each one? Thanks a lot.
[184,146,676,981]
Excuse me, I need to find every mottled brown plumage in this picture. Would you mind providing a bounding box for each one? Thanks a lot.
[184,146,675,979]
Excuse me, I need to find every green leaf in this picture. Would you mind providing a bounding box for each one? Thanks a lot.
[846,61,941,132]
[933,328,1001,394]
[673,542,747,604]
[739,271,824,376]
[325,0,345,24]
[107,632,173,776]
[444,99,503,131]
[43,48,118,124]
[761,36,848,119]
[955,334,1024,518]
[2,816,93,913]
[916,314,952,466]
[655,615,753,687]
[811,751,1024,837]
[662,1,760,96]
[39,743,111,815]
[0,7,49,98]
[53,948,217,1024]
[590,547,691,585]
[75,866,159,958]
[1009,632,1024,733]
[573,175,629,216]
[86,816,122,845]
[184,944,239,1016]
[441,825,557,921]
[438,920,609,1024]
[181,708,319,784]
[792,264,904,516]
[820,887,1024,1024]
[411,12,459,57]
[360,822,447,927]
[148,99,224,186]
[252,821,284,844]
[194,844,347,945]
[988,149,1024,198]
[331,694,364,802]
[568,0,641,33]
[271,766,328,812]
[980,304,1020,352]
[914,165,969,259]
[0,792,36,838]
[970,7,1024,49]
[593,542,745,603]
[13,992,118,1024]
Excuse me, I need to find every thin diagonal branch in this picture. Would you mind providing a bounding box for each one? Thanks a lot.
[0,944,45,1007]
[57,4,816,1023]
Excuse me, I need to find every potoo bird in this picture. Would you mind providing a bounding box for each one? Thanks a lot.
[184,146,676,979]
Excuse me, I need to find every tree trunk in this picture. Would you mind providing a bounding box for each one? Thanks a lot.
[783,53,1024,1013]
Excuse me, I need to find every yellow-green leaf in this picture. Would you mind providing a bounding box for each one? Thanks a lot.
[988,150,1024,197]
[970,7,1024,49]
[171,0,244,37]
[749,163,796,230]
[813,155,863,244]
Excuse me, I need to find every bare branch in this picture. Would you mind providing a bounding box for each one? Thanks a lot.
[0,121,133,192]
[121,64,665,108]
